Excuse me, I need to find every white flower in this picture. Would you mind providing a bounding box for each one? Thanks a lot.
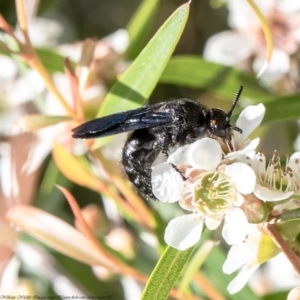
[242,150,300,202]
[226,103,265,160]
[223,225,279,294]
[27,17,64,47]
[152,138,256,250]
[223,241,259,294]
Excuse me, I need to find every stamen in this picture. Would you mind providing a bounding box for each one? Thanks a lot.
[251,150,300,193]
[194,172,236,216]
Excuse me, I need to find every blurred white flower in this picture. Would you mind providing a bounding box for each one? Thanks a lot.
[27,17,64,47]
[223,225,279,294]
[0,24,130,174]
[261,253,300,294]
[204,0,300,83]
[0,143,19,198]
[102,29,129,54]
[223,222,300,295]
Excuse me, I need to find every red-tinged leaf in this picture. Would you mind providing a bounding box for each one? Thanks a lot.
[52,143,100,191]
[65,58,84,120]
[6,205,113,267]
[0,14,15,35]
[57,185,97,239]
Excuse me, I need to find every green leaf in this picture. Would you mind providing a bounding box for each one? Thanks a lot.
[153,209,168,254]
[160,55,269,100]
[178,240,214,293]
[19,114,70,131]
[36,48,67,73]
[97,2,190,118]
[141,246,194,300]
[276,220,300,240]
[262,94,300,123]
[263,291,289,300]
[278,208,300,221]
[126,0,160,59]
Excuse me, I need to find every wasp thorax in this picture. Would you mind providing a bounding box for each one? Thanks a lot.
[193,172,236,215]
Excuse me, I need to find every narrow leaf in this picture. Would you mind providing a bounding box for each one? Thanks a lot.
[126,0,160,59]
[276,219,300,240]
[141,246,194,300]
[246,0,273,72]
[36,48,66,73]
[0,13,15,35]
[263,94,300,123]
[65,57,84,120]
[52,143,146,224]
[160,55,269,100]
[19,114,70,131]
[52,143,100,191]
[278,208,300,221]
[97,2,190,118]
[179,241,215,293]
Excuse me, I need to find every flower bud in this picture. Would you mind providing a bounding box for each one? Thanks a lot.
[75,204,108,235]
[105,227,135,260]
[241,194,268,223]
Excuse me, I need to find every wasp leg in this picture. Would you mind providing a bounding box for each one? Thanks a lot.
[170,163,187,181]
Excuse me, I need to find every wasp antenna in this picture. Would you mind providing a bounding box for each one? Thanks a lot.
[232,126,243,134]
[227,86,243,118]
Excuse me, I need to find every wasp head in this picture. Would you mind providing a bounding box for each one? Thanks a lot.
[208,86,243,140]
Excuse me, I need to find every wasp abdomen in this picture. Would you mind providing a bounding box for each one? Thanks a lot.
[122,129,157,198]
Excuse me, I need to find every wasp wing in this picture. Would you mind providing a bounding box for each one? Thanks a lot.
[72,105,174,139]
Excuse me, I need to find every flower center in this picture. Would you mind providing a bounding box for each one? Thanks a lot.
[193,171,236,216]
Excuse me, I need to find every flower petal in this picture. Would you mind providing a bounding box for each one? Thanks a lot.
[188,139,223,170]
[223,243,255,274]
[227,265,259,294]
[205,216,222,230]
[225,163,256,194]
[235,104,265,144]
[253,184,294,202]
[203,31,254,66]
[164,214,203,250]
[226,138,260,160]
[288,151,300,171]
[277,0,300,13]
[168,138,222,171]
[222,208,249,245]
[253,50,290,83]
[167,144,192,166]
[151,162,184,203]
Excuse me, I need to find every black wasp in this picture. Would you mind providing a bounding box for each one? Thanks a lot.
[72,86,243,199]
